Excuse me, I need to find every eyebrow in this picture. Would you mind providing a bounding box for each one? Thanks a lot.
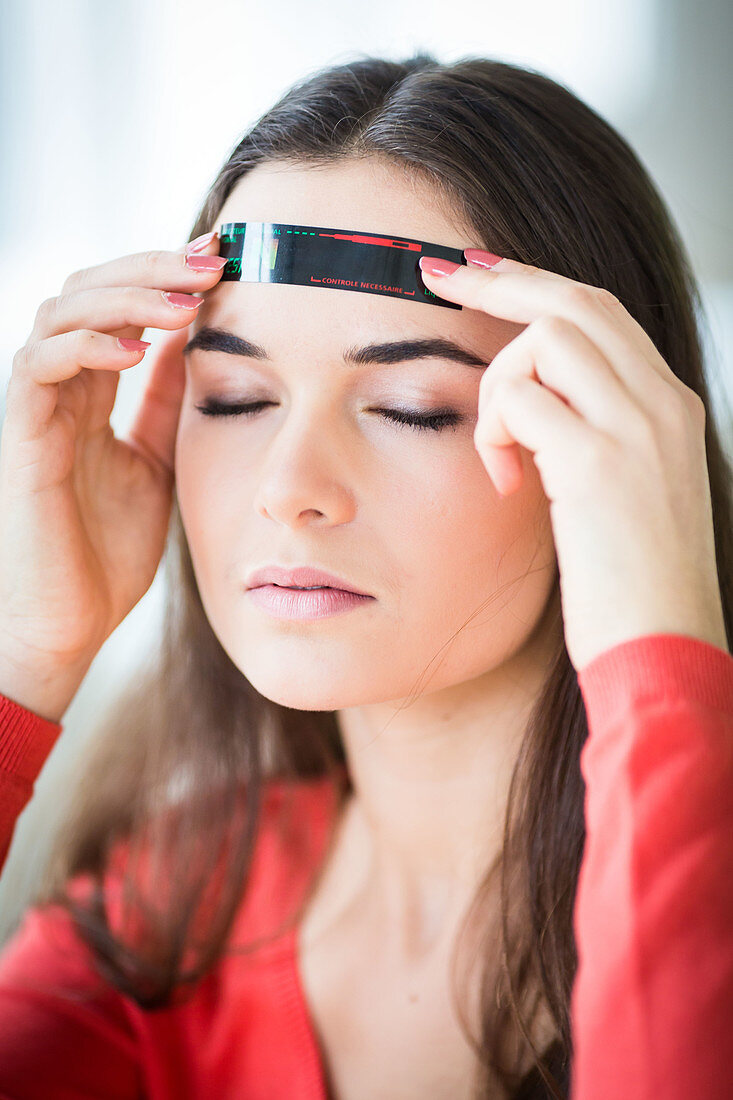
[182,326,491,369]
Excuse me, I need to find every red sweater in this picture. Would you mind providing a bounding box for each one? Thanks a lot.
[0,632,732,1099]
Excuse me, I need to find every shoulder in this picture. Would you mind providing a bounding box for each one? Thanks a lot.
[0,882,140,1095]
[0,770,346,1093]
[0,771,345,988]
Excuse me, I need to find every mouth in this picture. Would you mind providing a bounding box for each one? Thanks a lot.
[246,582,375,621]
[245,564,373,598]
[273,583,338,591]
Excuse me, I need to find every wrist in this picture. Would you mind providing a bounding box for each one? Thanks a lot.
[0,649,92,725]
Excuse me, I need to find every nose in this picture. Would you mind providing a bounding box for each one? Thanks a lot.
[251,406,358,528]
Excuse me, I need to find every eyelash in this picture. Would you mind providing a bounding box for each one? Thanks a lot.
[193,399,465,433]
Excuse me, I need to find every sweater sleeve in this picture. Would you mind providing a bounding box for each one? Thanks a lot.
[569,632,733,1100]
[0,693,142,1098]
[0,693,63,876]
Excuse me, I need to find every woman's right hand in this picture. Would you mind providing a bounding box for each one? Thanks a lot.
[0,232,226,720]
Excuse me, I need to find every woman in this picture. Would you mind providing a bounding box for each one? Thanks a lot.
[0,53,731,1100]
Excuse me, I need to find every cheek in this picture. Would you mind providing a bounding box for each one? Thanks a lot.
[387,448,528,584]
[389,449,555,641]
[176,416,215,529]
[174,418,247,595]
[175,404,252,507]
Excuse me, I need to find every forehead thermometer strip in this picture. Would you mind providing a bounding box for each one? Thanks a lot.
[218,221,467,310]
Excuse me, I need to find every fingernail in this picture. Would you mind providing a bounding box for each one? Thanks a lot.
[419,256,462,277]
[185,230,217,254]
[117,338,151,351]
[463,249,503,269]
[163,291,203,309]
[185,254,227,270]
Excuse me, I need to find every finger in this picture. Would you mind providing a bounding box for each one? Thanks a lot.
[477,315,645,443]
[30,284,204,342]
[420,255,678,403]
[475,374,593,501]
[487,440,525,496]
[6,330,150,440]
[124,327,189,478]
[182,229,219,256]
[59,235,225,293]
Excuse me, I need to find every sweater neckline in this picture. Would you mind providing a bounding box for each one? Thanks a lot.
[270,769,347,1100]
[275,921,331,1100]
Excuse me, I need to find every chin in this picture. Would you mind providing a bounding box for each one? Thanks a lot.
[246,678,351,712]
[242,665,392,713]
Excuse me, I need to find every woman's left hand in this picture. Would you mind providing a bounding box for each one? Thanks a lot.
[418,252,729,673]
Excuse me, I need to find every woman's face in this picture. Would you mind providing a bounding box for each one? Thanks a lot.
[174,158,559,711]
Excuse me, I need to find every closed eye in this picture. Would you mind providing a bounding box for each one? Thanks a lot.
[194,399,465,433]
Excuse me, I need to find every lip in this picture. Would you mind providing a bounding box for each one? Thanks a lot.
[244,564,373,597]
[247,584,374,621]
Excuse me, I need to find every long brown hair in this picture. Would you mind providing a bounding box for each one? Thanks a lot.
[24,54,733,1098]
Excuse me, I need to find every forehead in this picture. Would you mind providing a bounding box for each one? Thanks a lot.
[197,158,524,353]
[217,157,470,248]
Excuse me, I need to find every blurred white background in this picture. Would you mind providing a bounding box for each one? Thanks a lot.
[1,0,731,938]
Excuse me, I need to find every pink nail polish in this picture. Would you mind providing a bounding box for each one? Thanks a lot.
[419,256,461,277]
[117,338,151,352]
[185,254,227,270]
[463,249,503,269]
[163,291,203,309]
[186,230,217,254]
